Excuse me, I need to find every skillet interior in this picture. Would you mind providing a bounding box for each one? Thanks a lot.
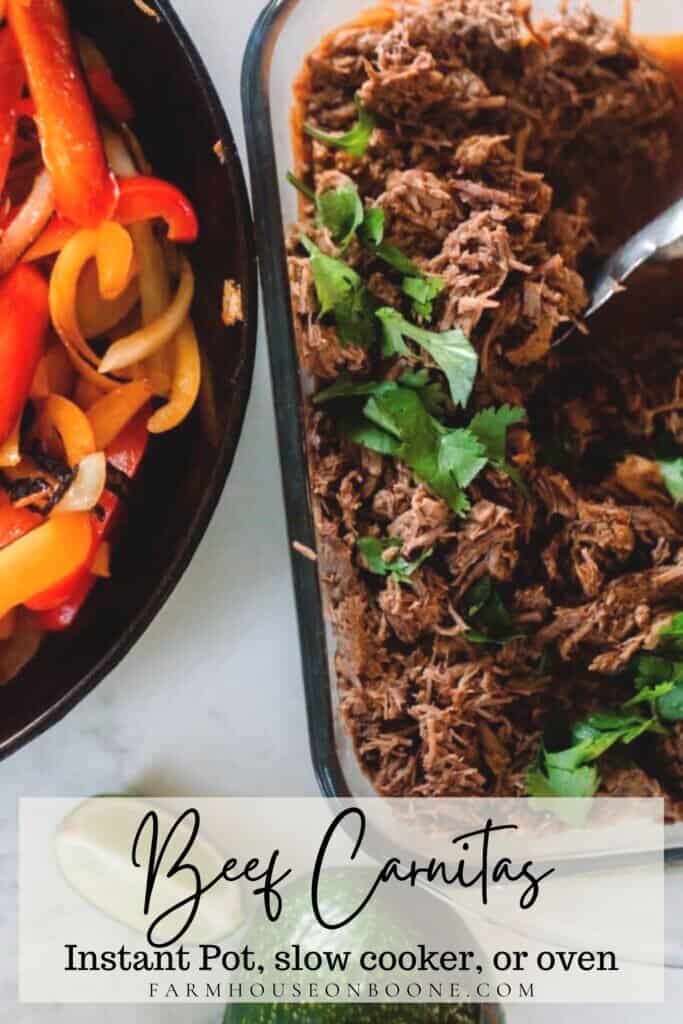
[0,0,257,758]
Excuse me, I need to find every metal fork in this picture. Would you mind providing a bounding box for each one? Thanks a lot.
[555,197,683,343]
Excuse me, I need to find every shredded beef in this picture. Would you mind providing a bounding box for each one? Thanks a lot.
[289,0,683,805]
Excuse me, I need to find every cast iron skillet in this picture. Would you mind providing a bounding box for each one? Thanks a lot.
[0,0,257,758]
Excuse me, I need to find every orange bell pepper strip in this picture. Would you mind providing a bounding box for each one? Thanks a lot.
[0,27,25,197]
[38,394,96,467]
[7,0,118,228]
[24,490,115,611]
[0,502,42,550]
[23,175,199,259]
[0,512,93,620]
[88,380,152,451]
[0,264,50,445]
[32,406,150,623]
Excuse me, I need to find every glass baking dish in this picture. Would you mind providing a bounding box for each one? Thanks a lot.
[242,0,683,819]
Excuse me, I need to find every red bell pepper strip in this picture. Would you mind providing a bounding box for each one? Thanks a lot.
[34,407,150,629]
[114,177,198,242]
[7,0,118,228]
[86,67,135,125]
[0,263,49,445]
[35,570,97,632]
[23,175,199,260]
[0,27,25,197]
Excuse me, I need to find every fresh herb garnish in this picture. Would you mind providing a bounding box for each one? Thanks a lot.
[315,379,523,515]
[463,575,524,646]
[656,435,683,506]
[303,94,375,159]
[469,404,529,496]
[626,614,683,723]
[526,711,661,800]
[289,173,365,251]
[357,536,433,586]
[358,207,385,247]
[376,306,478,409]
[402,274,446,319]
[288,174,364,250]
[299,235,377,347]
[358,206,444,317]
[398,369,449,417]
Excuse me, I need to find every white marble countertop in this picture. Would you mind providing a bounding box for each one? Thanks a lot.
[0,1,681,1021]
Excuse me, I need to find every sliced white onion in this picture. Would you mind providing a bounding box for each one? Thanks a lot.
[57,452,107,513]
[0,169,55,274]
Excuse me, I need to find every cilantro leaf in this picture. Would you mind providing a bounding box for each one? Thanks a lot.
[299,234,359,317]
[399,369,449,417]
[315,379,486,512]
[624,682,676,708]
[527,760,600,800]
[315,380,526,514]
[375,243,422,277]
[656,436,683,506]
[469,405,526,464]
[625,616,683,723]
[657,687,683,722]
[402,275,446,320]
[463,575,524,645]
[526,710,660,800]
[357,536,432,585]
[317,187,364,249]
[304,94,375,159]
[358,207,385,247]
[657,613,683,655]
[299,235,377,347]
[358,207,423,276]
[469,404,529,496]
[376,307,478,408]
[659,455,683,505]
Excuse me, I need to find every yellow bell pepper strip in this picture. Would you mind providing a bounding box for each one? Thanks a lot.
[95,222,134,301]
[87,380,152,450]
[48,229,120,392]
[7,0,118,228]
[148,318,201,434]
[0,512,93,620]
[39,394,96,467]
[99,256,194,375]
[0,264,50,445]
[0,26,25,197]
[76,261,140,341]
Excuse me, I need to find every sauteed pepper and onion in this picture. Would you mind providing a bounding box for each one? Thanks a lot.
[0,0,202,682]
